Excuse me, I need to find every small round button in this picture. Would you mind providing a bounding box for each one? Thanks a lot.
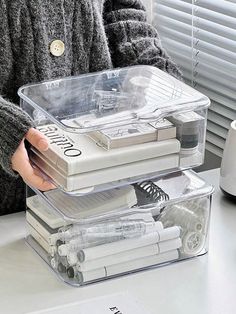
[50,39,65,57]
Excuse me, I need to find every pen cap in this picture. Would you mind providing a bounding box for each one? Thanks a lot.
[58,244,69,256]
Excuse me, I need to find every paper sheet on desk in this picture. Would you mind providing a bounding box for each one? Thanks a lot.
[26,292,152,314]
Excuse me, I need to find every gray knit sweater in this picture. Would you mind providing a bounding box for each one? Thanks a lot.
[0,0,181,215]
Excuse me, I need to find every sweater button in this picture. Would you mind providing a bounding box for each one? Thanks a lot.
[50,40,65,57]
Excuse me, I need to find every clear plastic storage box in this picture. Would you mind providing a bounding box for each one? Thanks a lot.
[19,65,210,194]
[26,170,214,287]
[19,66,213,286]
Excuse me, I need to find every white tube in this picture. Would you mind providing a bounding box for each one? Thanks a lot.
[78,237,181,271]
[78,232,160,262]
[79,244,159,271]
[106,250,179,276]
[158,226,181,241]
[76,250,179,284]
[78,226,181,263]
[78,236,181,271]
[158,238,182,253]
[76,268,106,284]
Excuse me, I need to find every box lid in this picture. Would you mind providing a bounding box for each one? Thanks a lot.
[18,65,210,133]
[29,170,214,222]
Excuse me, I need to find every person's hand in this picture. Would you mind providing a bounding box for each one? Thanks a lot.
[11,128,56,191]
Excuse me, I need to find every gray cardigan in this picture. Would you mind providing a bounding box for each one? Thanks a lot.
[0,0,181,215]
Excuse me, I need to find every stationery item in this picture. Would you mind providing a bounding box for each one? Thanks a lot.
[74,245,161,272]
[78,233,181,263]
[26,195,66,229]
[181,231,204,255]
[26,210,60,247]
[168,111,204,154]
[134,180,169,207]
[159,199,207,255]
[27,185,137,225]
[58,219,162,240]
[70,229,181,272]
[89,119,176,149]
[56,212,155,251]
[73,250,179,284]
[44,185,137,217]
[67,252,79,266]
[50,254,68,272]
[149,119,177,140]
[26,210,60,254]
[27,223,52,254]
[34,124,180,176]
[153,172,190,199]
[59,220,164,243]
[31,152,180,192]
[57,221,165,257]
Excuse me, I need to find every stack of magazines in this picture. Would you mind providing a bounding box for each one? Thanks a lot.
[18,65,214,286]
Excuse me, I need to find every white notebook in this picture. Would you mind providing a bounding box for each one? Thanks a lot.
[27,223,51,254]
[26,210,58,240]
[26,195,65,229]
[35,124,180,175]
[31,153,179,192]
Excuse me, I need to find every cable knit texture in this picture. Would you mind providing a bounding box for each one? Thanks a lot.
[0,0,181,215]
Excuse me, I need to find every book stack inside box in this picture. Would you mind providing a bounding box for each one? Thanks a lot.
[19,65,214,286]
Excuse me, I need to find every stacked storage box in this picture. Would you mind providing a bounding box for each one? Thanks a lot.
[19,65,214,286]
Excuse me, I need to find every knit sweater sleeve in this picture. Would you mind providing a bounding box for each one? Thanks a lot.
[0,0,33,176]
[103,0,182,79]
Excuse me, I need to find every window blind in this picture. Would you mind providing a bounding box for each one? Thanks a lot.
[152,0,236,157]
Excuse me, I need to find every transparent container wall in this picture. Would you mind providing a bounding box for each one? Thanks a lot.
[26,107,208,195]
[25,171,213,286]
[19,66,209,133]
[28,170,213,221]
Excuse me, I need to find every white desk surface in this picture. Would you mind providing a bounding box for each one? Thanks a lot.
[0,169,236,314]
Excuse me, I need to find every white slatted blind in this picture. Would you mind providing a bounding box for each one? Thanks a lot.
[152,0,236,157]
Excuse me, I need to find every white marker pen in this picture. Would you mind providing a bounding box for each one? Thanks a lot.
[58,220,163,242]
[75,250,179,284]
[78,236,181,272]
[78,228,181,263]
[78,232,160,263]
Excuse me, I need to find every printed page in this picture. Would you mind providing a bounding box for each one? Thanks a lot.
[26,292,152,314]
